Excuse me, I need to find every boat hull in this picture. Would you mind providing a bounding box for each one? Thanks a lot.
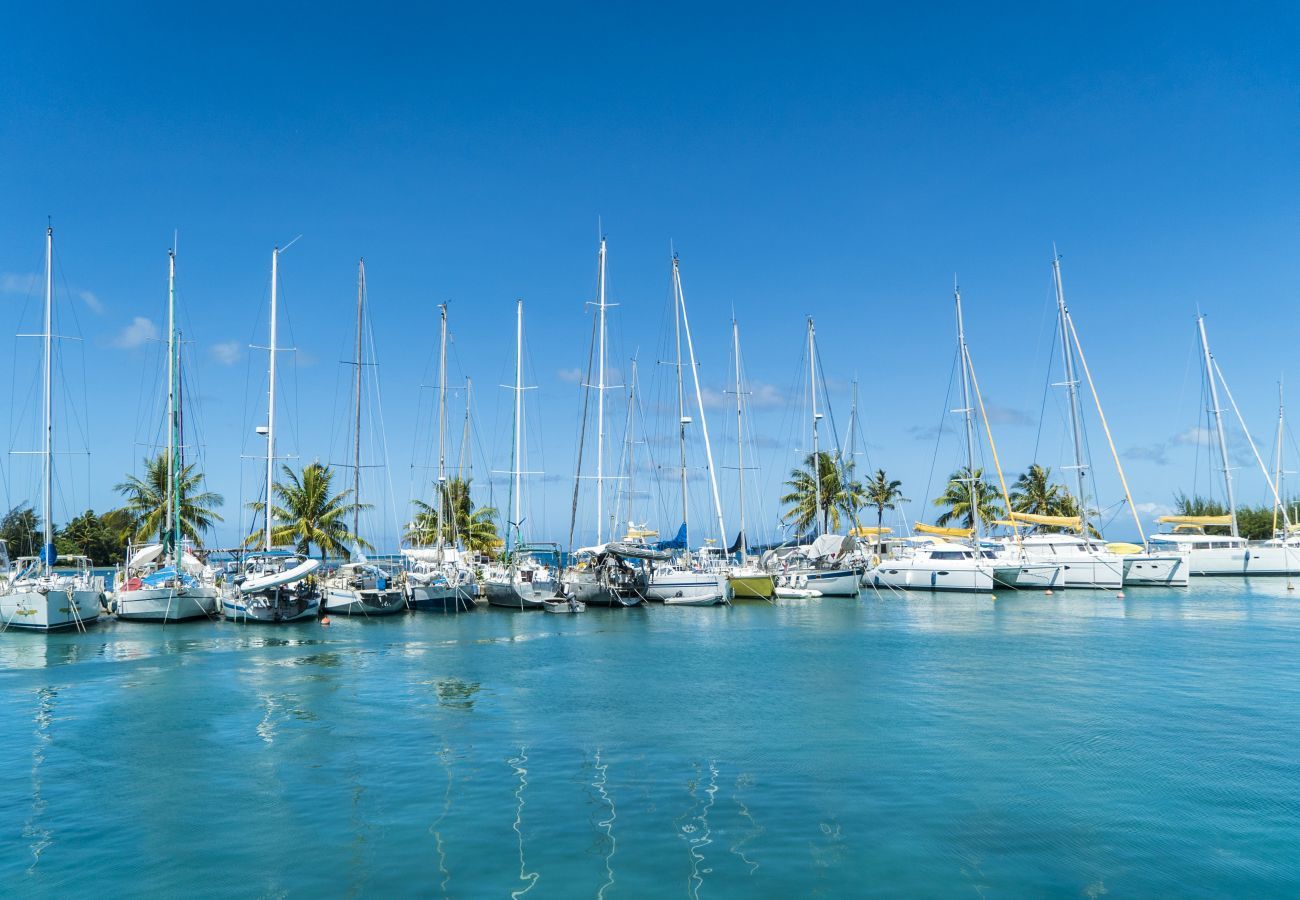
[408,583,477,612]
[0,589,102,631]
[992,563,1063,590]
[115,587,219,622]
[484,580,549,609]
[646,572,729,604]
[870,563,994,592]
[1153,544,1300,577]
[223,589,320,623]
[728,573,774,600]
[1122,553,1189,587]
[322,587,408,616]
[795,568,860,597]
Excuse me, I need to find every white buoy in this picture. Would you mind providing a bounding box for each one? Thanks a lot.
[990,594,997,601]
[1116,591,1125,599]
[1045,589,1054,596]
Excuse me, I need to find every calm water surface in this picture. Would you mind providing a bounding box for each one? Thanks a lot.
[3,582,1299,897]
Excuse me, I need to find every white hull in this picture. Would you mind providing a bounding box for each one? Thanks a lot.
[408,582,477,611]
[792,568,860,597]
[646,572,729,604]
[1051,559,1123,589]
[322,587,407,616]
[1,589,102,631]
[1122,553,1189,587]
[870,562,994,592]
[484,580,551,609]
[992,562,1063,589]
[223,591,320,623]
[115,587,218,622]
[1166,544,1300,577]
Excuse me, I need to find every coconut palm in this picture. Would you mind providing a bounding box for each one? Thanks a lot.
[114,452,224,546]
[933,466,1003,530]
[1010,465,1100,535]
[780,451,865,534]
[405,477,500,554]
[247,461,370,559]
[864,470,907,554]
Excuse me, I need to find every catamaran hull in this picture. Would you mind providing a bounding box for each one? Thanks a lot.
[1052,560,1123,589]
[992,563,1064,590]
[1169,545,1300,577]
[322,588,407,616]
[870,565,994,592]
[115,587,218,622]
[408,583,477,612]
[1122,554,1189,587]
[223,591,321,623]
[0,589,102,631]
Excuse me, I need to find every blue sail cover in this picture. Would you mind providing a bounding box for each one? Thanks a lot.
[655,523,688,551]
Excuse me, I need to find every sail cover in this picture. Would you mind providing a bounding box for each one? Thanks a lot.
[1157,515,1234,526]
[914,523,973,538]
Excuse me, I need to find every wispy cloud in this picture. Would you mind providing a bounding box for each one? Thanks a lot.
[557,367,583,384]
[907,423,945,441]
[1134,501,1176,520]
[983,402,1034,427]
[1172,426,1214,447]
[701,381,787,411]
[1125,443,1170,466]
[211,341,242,365]
[78,290,104,314]
[113,316,159,349]
[1,272,38,295]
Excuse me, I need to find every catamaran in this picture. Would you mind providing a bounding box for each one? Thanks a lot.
[0,226,102,632]
[405,303,478,611]
[223,244,322,623]
[116,246,220,622]
[1147,316,1300,576]
[321,260,406,616]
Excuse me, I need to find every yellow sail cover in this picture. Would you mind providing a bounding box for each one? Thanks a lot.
[1156,515,1233,526]
[914,523,973,538]
[850,526,892,537]
[1008,511,1083,530]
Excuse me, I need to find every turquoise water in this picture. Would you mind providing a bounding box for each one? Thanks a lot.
[3,582,1299,897]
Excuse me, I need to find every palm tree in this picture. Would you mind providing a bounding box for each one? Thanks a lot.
[864,470,907,555]
[405,477,500,554]
[1009,464,1101,535]
[780,451,865,535]
[933,466,1003,530]
[247,461,370,559]
[114,452,224,546]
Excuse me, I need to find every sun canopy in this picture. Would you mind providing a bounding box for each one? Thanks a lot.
[1106,542,1144,556]
[1008,512,1083,530]
[914,523,973,538]
[1157,515,1233,526]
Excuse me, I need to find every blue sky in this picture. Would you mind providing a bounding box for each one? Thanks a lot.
[2,2,1298,547]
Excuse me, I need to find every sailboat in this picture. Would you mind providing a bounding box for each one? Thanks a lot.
[116,246,220,622]
[322,260,406,616]
[1001,252,1187,588]
[406,302,478,611]
[564,237,658,607]
[723,318,775,600]
[0,226,102,631]
[222,244,322,623]
[483,300,565,609]
[764,318,861,596]
[645,255,730,606]
[1147,316,1300,575]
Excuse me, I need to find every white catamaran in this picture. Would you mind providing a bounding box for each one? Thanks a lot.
[115,246,220,622]
[0,226,103,632]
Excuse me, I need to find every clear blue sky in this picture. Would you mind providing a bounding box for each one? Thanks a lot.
[2,2,1298,548]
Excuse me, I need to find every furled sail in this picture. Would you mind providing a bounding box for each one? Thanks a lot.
[1008,511,1083,530]
[1156,515,1234,526]
[914,523,973,538]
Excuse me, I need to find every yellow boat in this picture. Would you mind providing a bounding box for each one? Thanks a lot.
[728,570,775,600]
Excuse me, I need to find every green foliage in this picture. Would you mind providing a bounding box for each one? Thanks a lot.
[933,467,1004,530]
[247,461,370,559]
[863,470,906,551]
[1010,465,1099,536]
[780,451,865,534]
[55,509,128,566]
[0,504,41,557]
[1170,491,1300,540]
[114,452,224,546]
[405,477,500,556]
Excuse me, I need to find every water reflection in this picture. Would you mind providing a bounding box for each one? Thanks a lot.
[509,747,538,898]
[676,760,718,898]
[592,748,617,899]
[730,772,763,874]
[430,746,455,896]
[24,685,57,873]
[435,679,481,710]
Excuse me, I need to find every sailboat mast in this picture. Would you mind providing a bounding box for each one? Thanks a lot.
[1274,379,1285,535]
[677,258,726,551]
[1052,252,1089,531]
[673,257,689,538]
[954,284,980,538]
[166,248,179,558]
[808,317,822,537]
[460,377,472,483]
[352,259,365,547]
[511,300,523,554]
[437,303,449,552]
[42,226,53,571]
[595,238,607,544]
[265,246,279,552]
[733,319,747,565]
[1198,315,1238,535]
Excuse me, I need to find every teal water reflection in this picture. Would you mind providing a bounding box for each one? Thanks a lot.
[2,582,1300,895]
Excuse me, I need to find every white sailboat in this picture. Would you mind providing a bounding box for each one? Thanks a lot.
[406,302,478,611]
[1147,316,1300,575]
[484,300,565,609]
[223,243,322,623]
[724,318,775,600]
[0,226,102,632]
[322,260,406,616]
[646,255,729,606]
[116,246,220,622]
[767,319,861,596]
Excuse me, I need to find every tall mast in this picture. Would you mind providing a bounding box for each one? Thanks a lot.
[733,319,747,565]
[265,246,279,552]
[42,226,53,572]
[595,238,607,544]
[437,303,449,552]
[510,300,523,554]
[1275,378,1285,535]
[954,283,980,538]
[352,259,365,549]
[1052,251,1089,532]
[1198,315,1238,535]
[166,247,179,559]
[676,257,726,552]
[616,358,639,529]
[808,317,822,537]
[673,256,689,538]
[459,377,472,484]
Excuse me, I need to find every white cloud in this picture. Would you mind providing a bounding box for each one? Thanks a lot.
[983,402,1034,427]
[557,367,583,384]
[113,316,159,349]
[211,341,242,365]
[1134,501,1175,520]
[1172,426,1214,447]
[0,272,38,294]
[78,290,104,314]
